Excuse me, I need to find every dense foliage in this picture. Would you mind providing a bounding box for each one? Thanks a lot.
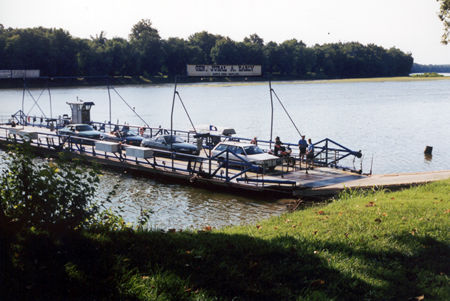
[0,145,100,232]
[438,0,450,44]
[0,20,413,79]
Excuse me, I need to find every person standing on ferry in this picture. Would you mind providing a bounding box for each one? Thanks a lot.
[298,135,307,169]
[306,139,314,174]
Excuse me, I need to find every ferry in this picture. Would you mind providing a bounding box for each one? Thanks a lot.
[0,80,366,198]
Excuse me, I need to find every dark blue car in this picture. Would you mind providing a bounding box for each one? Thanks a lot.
[115,130,144,146]
[57,124,103,145]
[141,135,198,156]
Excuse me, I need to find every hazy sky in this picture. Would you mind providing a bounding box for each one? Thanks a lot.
[1,0,449,64]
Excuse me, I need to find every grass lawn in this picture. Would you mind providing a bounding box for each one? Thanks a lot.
[2,180,449,300]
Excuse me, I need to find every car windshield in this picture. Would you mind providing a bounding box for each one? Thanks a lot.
[164,135,184,144]
[243,145,264,155]
[76,125,94,131]
[214,144,227,152]
[231,146,244,155]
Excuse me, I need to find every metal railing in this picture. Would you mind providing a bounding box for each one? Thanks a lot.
[0,126,298,188]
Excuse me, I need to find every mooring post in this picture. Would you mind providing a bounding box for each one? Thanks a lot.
[170,76,178,137]
[22,78,26,125]
[226,149,229,182]
[47,80,52,119]
[269,79,274,150]
[209,148,212,176]
[170,77,178,170]
[107,78,112,132]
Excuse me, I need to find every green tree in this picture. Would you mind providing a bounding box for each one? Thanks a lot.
[162,37,203,77]
[105,37,139,76]
[243,33,264,47]
[2,28,50,71]
[0,146,100,232]
[438,0,450,44]
[77,38,112,75]
[210,38,240,64]
[188,31,224,64]
[278,39,306,76]
[263,41,283,74]
[47,28,79,75]
[0,24,5,64]
[241,34,265,65]
[129,19,164,76]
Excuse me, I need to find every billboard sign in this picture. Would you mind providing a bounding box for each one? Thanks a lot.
[0,70,11,79]
[187,65,261,77]
[0,70,40,78]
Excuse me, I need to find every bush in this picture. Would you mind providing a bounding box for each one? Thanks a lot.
[0,144,100,233]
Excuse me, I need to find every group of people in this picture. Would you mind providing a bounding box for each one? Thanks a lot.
[265,135,314,173]
[298,135,314,173]
[250,135,316,173]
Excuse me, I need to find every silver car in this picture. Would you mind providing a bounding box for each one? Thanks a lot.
[212,141,280,170]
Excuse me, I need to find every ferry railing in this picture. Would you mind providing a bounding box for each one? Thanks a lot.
[221,135,362,173]
[209,148,261,182]
[10,110,27,125]
[89,122,196,143]
[10,111,67,130]
[8,113,197,144]
[311,138,362,172]
[0,125,360,188]
[0,126,300,188]
[1,116,362,175]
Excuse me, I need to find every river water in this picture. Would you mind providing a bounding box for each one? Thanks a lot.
[1,78,449,229]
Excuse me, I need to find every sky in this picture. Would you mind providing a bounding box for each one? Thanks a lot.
[1,0,449,64]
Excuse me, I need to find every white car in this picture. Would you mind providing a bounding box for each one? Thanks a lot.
[211,141,281,170]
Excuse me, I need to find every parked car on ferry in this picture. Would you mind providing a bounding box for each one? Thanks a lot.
[211,141,281,170]
[118,130,144,146]
[103,129,144,146]
[141,134,198,156]
[57,124,103,144]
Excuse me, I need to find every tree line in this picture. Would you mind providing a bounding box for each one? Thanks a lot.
[411,63,450,73]
[0,20,413,80]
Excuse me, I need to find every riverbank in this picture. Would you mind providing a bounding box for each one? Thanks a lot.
[3,179,449,300]
[1,74,449,89]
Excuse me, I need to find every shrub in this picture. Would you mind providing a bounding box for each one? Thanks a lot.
[0,144,100,233]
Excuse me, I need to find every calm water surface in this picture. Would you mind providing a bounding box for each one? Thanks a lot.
[1,79,449,229]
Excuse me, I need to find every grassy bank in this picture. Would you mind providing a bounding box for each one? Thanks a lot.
[1,74,449,90]
[2,180,449,300]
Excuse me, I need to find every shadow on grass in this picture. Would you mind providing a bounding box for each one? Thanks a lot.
[2,228,448,300]
[317,232,450,299]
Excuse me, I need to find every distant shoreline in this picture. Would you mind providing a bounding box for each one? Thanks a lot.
[0,75,449,90]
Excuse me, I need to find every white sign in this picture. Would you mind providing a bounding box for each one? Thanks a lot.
[13,70,40,78]
[0,70,40,78]
[187,65,261,77]
[0,70,11,78]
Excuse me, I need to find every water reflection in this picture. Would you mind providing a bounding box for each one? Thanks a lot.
[96,170,288,230]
